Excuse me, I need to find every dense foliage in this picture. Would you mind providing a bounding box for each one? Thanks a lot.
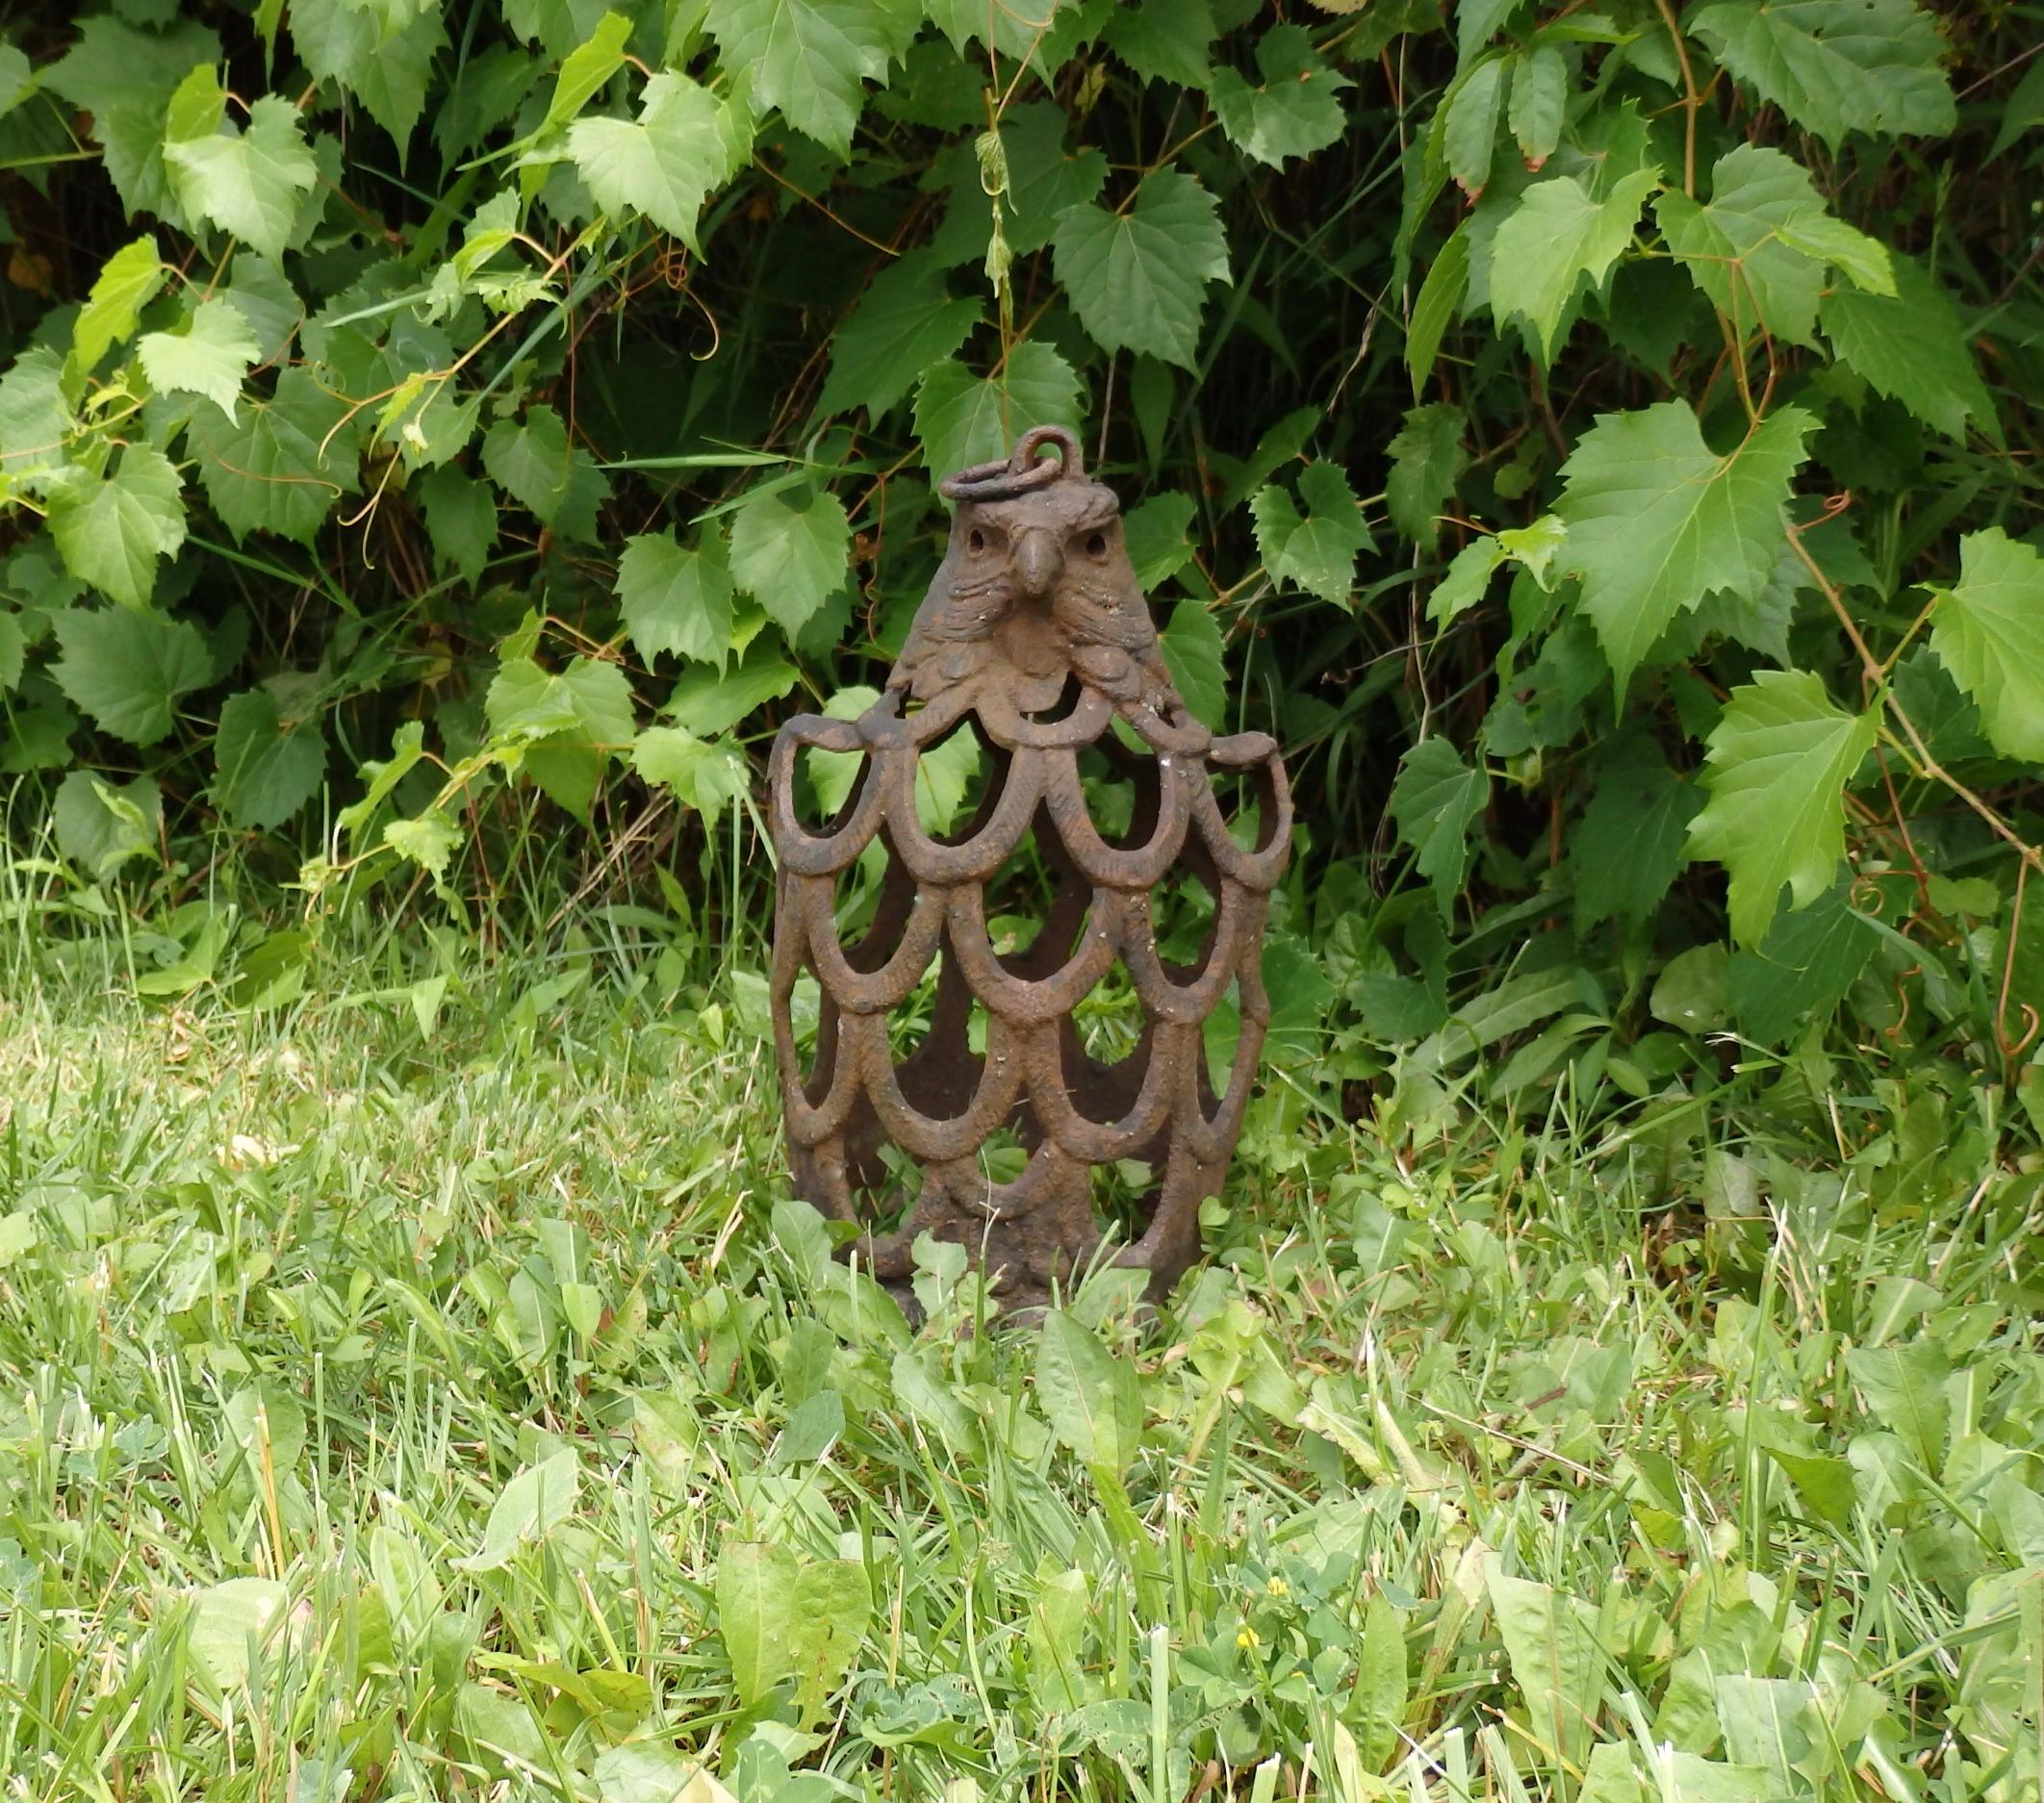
[1,0,2040,1129]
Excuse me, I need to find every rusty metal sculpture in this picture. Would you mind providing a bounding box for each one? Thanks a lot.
[767,425,1291,1310]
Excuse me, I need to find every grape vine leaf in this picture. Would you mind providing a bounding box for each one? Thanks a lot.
[913,343,1081,482]
[1491,165,1659,361]
[632,725,753,826]
[138,298,261,421]
[53,772,162,876]
[1553,401,1814,699]
[703,0,891,157]
[44,16,221,224]
[1390,737,1489,923]
[1727,884,1878,1046]
[1657,145,1871,348]
[214,687,326,830]
[1926,526,2044,762]
[1444,56,1507,196]
[290,0,450,159]
[1386,403,1467,550]
[1687,669,1878,949]
[1210,26,1350,168]
[70,238,166,378]
[1508,45,1565,167]
[1051,170,1229,369]
[165,95,319,263]
[1819,255,1996,444]
[816,254,982,419]
[1100,0,1215,89]
[418,466,498,584]
[543,9,631,130]
[192,367,361,544]
[52,606,212,747]
[482,404,606,532]
[1571,740,1703,930]
[1252,462,1372,605]
[728,483,850,635]
[1690,0,1956,152]
[47,444,189,611]
[617,526,735,671]
[0,347,73,489]
[567,72,745,251]
[930,103,1108,265]
[1159,598,1226,730]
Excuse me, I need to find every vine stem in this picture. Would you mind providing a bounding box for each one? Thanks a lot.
[1652,0,1700,196]
[1788,521,2044,878]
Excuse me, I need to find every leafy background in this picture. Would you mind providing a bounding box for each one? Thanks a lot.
[1,0,2041,1126]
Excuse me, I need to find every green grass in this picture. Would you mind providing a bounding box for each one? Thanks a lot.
[0,920,2039,1803]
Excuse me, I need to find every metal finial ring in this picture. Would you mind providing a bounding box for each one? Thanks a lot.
[939,424,1085,502]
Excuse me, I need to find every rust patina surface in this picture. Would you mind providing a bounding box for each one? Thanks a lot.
[767,426,1291,1309]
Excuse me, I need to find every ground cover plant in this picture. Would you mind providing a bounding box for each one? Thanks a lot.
[1,927,2040,1801]
[2,0,2042,1796]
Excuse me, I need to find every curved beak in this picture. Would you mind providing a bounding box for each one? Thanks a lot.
[1011,525,1063,600]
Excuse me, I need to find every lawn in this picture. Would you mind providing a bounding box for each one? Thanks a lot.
[0,927,2037,1803]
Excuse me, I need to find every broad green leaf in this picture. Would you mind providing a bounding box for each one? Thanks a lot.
[290,0,449,157]
[384,810,461,879]
[1820,254,1996,443]
[702,0,890,157]
[70,237,165,376]
[728,483,849,636]
[666,645,798,736]
[186,1578,290,1694]
[1507,44,1565,167]
[1927,527,2044,761]
[1572,743,1703,930]
[1210,26,1350,168]
[716,1540,799,1706]
[1486,1569,1606,1771]
[1687,669,1878,949]
[1389,736,1488,922]
[567,72,744,252]
[44,17,221,222]
[192,367,361,544]
[1657,145,1855,347]
[1386,403,1467,550]
[482,404,607,530]
[1100,0,1214,89]
[138,297,261,420]
[1491,166,1659,361]
[1712,1676,1817,1795]
[453,1450,580,1572]
[1123,493,1196,588]
[1159,597,1226,730]
[53,772,162,876]
[1035,1309,1142,1475]
[418,465,498,583]
[595,1746,738,1803]
[214,687,325,830]
[1354,1592,1407,1770]
[496,656,636,819]
[1691,0,1955,152]
[1444,56,1507,195]
[617,527,734,670]
[1774,211,1894,294]
[1252,461,1372,605]
[1726,883,1878,1044]
[0,615,21,693]
[0,347,74,488]
[1554,401,1813,698]
[47,445,188,611]
[929,102,1108,265]
[1456,0,1523,67]
[785,1559,870,1720]
[816,254,981,419]
[913,343,1081,482]
[52,606,211,747]
[338,720,424,845]
[1428,538,1507,627]
[632,726,753,826]
[165,95,319,262]
[546,10,631,128]
[1051,170,1229,369]
[1849,1336,1951,1470]
[1406,220,1469,395]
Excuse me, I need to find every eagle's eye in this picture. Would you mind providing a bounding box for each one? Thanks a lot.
[1084,530,1108,557]
[967,528,987,554]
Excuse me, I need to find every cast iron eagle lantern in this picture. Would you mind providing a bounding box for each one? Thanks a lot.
[767,426,1291,1310]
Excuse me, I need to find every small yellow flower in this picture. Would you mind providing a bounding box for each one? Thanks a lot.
[1265,1577,1289,1597]
[1237,1625,1261,1649]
